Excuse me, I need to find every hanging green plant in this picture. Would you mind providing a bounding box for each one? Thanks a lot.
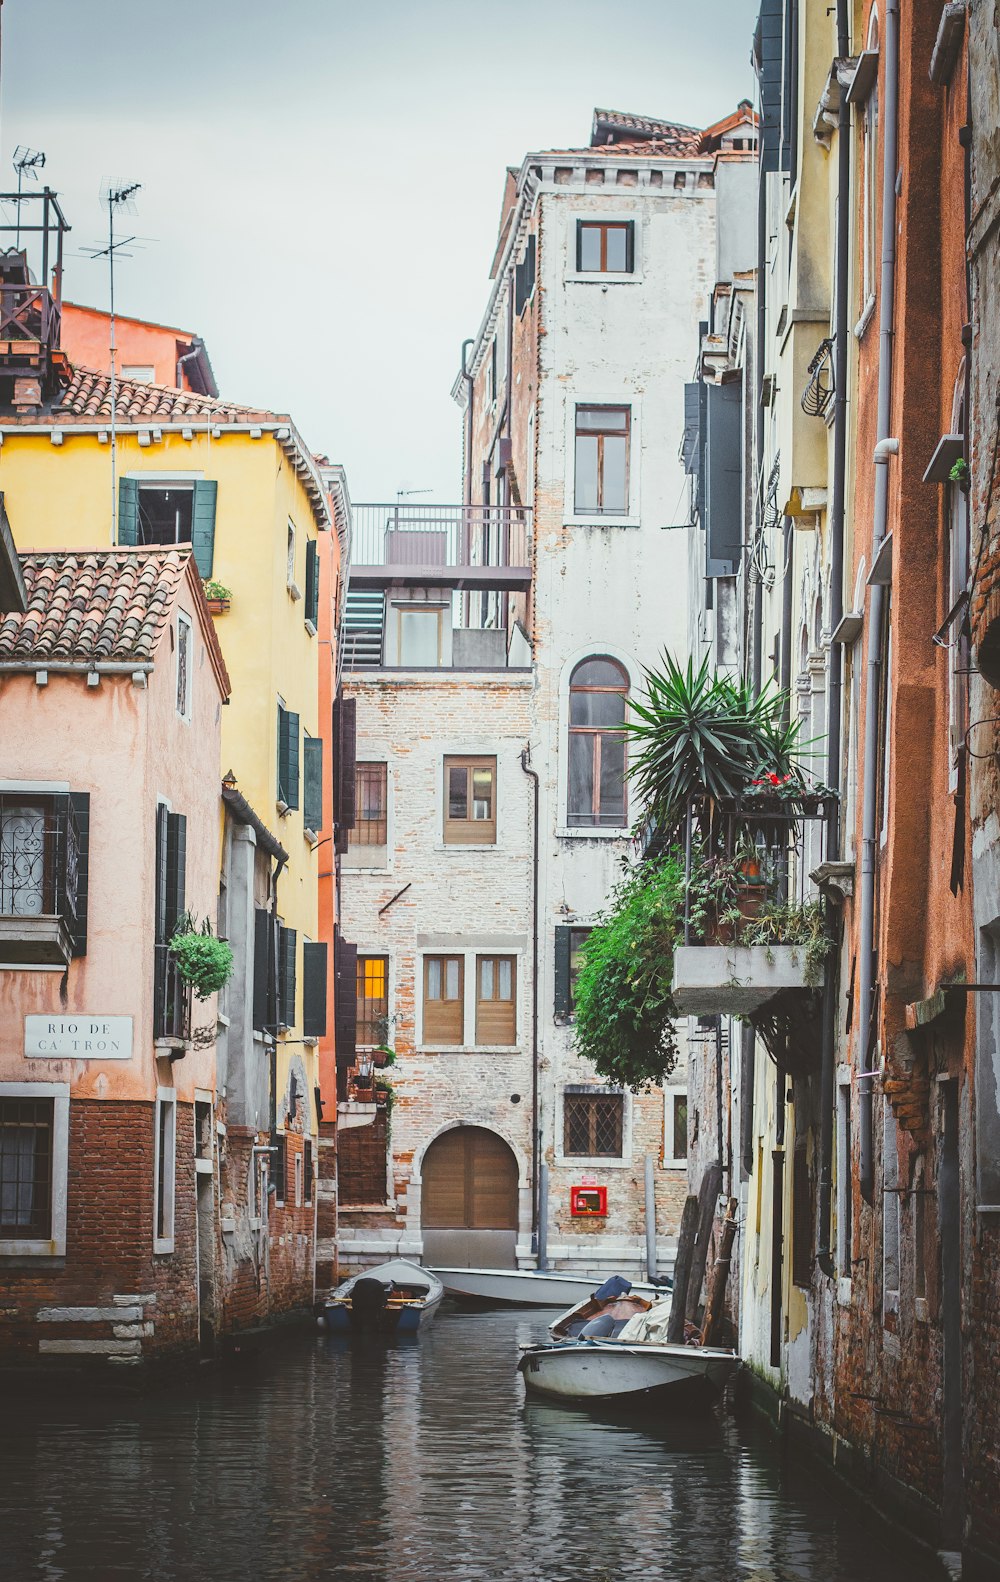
[573,853,686,1091]
[949,458,970,489]
[169,915,234,1000]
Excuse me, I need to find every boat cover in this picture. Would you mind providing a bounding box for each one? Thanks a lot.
[591,1275,633,1303]
[616,1298,674,1344]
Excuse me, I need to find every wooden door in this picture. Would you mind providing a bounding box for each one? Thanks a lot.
[422,1126,518,1229]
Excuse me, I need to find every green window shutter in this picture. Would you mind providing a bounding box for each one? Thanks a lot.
[68,791,90,957]
[118,476,139,546]
[190,479,218,579]
[252,907,274,1033]
[278,925,297,1029]
[155,802,170,943]
[303,942,328,1038]
[303,736,323,833]
[166,812,187,935]
[554,926,572,1018]
[277,705,301,810]
[305,540,319,628]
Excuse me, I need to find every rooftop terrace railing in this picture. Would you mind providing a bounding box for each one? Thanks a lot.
[350,504,531,589]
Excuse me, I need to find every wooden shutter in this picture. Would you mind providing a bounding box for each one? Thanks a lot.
[475,956,516,1045]
[335,931,358,1069]
[166,812,186,935]
[278,925,297,1029]
[303,942,327,1038]
[190,479,218,579]
[334,694,357,853]
[304,539,319,627]
[155,802,170,945]
[554,925,572,1017]
[252,907,273,1032]
[704,378,743,576]
[278,705,300,810]
[118,477,139,546]
[303,737,323,833]
[68,791,90,957]
[421,1129,468,1228]
[423,956,464,1045]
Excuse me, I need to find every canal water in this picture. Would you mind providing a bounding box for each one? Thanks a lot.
[3,1308,943,1582]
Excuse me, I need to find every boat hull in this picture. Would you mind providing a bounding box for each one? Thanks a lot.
[324,1290,442,1335]
[518,1341,739,1410]
[431,1267,670,1310]
[323,1259,443,1336]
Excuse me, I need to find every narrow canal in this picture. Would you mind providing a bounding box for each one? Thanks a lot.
[3,1308,942,1582]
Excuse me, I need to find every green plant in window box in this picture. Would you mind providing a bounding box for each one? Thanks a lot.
[202,578,232,611]
[949,458,970,490]
[169,914,234,1000]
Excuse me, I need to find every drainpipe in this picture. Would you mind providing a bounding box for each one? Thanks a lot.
[857,0,900,1204]
[176,344,201,391]
[521,746,541,1260]
[816,0,851,1277]
[752,148,768,696]
[460,338,475,508]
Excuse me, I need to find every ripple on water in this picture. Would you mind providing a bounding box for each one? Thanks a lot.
[0,1309,943,1582]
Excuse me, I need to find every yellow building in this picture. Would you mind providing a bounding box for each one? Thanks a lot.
[0,363,334,1318]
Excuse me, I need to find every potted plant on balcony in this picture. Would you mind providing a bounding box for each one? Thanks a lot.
[203,578,232,614]
[168,915,234,1000]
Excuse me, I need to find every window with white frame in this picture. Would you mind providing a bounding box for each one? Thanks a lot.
[664,1087,689,1168]
[154,1088,177,1253]
[0,1084,69,1254]
[176,612,192,720]
[574,405,630,515]
[286,519,300,598]
[567,657,628,828]
[122,364,155,383]
[563,1087,625,1159]
[295,1150,303,1208]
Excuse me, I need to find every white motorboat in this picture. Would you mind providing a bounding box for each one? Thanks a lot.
[429,1266,672,1310]
[518,1288,738,1410]
[324,1260,444,1336]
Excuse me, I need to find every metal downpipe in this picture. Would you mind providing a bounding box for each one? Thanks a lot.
[857,0,900,1204]
[816,0,851,1277]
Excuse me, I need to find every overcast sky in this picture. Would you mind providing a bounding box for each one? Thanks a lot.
[1,0,756,501]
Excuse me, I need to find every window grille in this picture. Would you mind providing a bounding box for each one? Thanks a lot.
[563,1091,624,1158]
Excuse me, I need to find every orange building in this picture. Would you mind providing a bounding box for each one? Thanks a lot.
[60,303,217,395]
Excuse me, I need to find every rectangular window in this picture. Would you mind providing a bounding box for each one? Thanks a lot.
[792,1141,812,1288]
[304,1139,313,1205]
[122,364,155,383]
[569,927,592,1008]
[476,955,516,1045]
[576,220,634,274]
[154,805,188,1041]
[444,756,496,845]
[947,481,970,790]
[665,1089,688,1166]
[883,1097,900,1307]
[277,700,300,810]
[277,924,297,1030]
[273,1133,287,1204]
[574,406,630,515]
[138,481,194,547]
[423,955,464,1045]
[398,606,443,666]
[357,955,389,1047]
[304,538,319,629]
[286,519,298,593]
[154,1090,177,1252]
[294,1150,303,1208]
[837,1079,853,1277]
[563,1090,624,1158]
[176,613,192,720]
[0,797,53,916]
[0,1096,53,1239]
[352,763,388,846]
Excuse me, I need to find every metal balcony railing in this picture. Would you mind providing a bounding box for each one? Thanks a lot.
[349,504,531,590]
[154,944,192,1043]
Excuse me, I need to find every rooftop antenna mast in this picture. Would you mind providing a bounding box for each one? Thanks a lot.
[12,146,45,249]
[88,180,140,544]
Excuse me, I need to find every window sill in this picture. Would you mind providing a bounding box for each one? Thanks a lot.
[854,296,876,340]
[555,1154,631,1170]
[557,827,629,841]
[154,1036,187,1053]
[341,863,392,875]
[0,1238,66,1257]
[564,516,640,530]
[564,272,642,286]
[416,1044,522,1055]
[434,842,498,853]
[153,1238,175,1255]
[661,1158,687,1171]
[914,1296,930,1324]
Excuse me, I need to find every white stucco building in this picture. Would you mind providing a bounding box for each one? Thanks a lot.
[336,103,757,1278]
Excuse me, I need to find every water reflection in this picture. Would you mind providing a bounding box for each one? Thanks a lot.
[2,1309,941,1582]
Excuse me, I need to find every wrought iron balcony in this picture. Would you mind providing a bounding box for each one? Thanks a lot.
[0,794,81,967]
[349,504,531,591]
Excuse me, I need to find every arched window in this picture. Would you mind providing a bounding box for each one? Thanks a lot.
[567,657,629,828]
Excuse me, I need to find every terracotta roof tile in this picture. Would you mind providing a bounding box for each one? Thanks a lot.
[0,547,186,665]
[591,108,702,146]
[538,137,708,162]
[39,366,277,427]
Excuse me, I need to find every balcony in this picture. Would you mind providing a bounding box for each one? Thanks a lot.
[0,795,81,967]
[349,504,531,592]
[153,943,192,1047]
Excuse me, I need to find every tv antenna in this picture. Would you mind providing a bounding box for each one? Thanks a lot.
[12,146,44,248]
[84,180,142,544]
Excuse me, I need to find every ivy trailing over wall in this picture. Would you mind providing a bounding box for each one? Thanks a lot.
[573,854,686,1091]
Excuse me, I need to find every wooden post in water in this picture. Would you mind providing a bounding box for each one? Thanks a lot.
[702,1196,738,1346]
[684,1161,722,1329]
[666,1194,700,1344]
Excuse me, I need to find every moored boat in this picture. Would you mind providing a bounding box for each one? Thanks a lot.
[324,1260,444,1335]
[430,1266,672,1310]
[518,1286,738,1410]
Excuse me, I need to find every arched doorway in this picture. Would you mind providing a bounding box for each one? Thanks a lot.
[421,1126,519,1269]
